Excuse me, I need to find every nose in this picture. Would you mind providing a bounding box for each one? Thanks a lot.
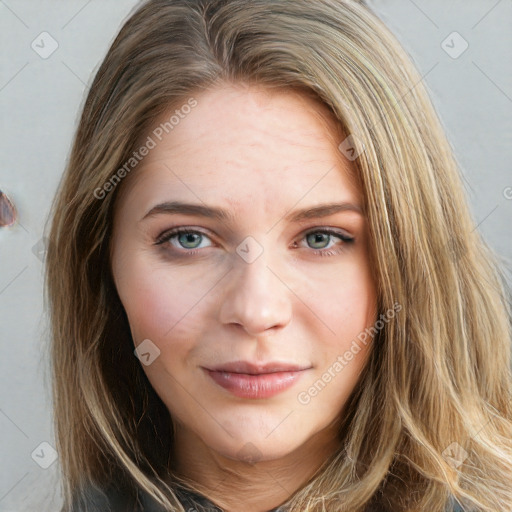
[218,250,292,337]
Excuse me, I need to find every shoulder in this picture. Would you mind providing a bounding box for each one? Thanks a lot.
[71,481,176,512]
[71,481,140,512]
[448,497,468,512]
[72,484,467,512]
[364,497,466,512]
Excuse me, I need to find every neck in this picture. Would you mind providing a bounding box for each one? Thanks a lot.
[170,423,340,512]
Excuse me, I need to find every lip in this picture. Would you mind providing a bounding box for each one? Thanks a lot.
[203,361,311,399]
[208,361,310,374]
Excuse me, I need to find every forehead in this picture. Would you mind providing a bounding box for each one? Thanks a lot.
[115,83,361,215]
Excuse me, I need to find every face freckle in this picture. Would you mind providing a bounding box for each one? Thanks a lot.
[111,82,377,466]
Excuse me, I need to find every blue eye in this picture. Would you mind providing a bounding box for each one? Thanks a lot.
[300,228,354,257]
[155,228,213,251]
[154,227,354,257]
[306,231,338,249]
[175,231,207,249]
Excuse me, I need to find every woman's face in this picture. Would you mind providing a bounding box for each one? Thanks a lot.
[111,83,377,464]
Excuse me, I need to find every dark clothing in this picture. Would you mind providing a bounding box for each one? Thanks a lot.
[73,482,465,511]
[73,483,285,511]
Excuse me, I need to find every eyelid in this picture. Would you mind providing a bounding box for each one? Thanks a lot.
[153,225,355,254]
[302,226,354,240]
[154,226,215,246]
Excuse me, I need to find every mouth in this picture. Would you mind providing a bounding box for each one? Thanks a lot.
[203,361,311,399]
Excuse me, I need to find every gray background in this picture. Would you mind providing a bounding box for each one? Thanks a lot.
[0,1,511,510]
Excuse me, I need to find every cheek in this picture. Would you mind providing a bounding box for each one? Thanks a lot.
[114,254,213,345]
[304,263,377,345]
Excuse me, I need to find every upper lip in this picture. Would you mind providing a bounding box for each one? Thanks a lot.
[206,361,311,375]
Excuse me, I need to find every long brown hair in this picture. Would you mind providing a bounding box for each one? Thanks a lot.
[45,0,512,510]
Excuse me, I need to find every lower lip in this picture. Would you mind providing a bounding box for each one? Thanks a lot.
[204,369,307,399]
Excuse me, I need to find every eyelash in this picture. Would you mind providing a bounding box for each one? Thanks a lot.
[154,227,355,258]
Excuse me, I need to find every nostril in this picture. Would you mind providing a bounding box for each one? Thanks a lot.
[0,189,17,227]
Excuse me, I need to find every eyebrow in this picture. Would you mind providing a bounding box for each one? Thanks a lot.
[140,200,363,223]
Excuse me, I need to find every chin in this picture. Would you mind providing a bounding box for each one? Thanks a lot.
[218,437,300,464]
[199,420,308,464]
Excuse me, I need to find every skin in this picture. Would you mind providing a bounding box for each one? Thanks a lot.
[111,82,377,512]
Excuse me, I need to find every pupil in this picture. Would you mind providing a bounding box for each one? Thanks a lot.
[309,233,328,248]
[181,233,200,248]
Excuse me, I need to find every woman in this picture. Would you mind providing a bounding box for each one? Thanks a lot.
[45,0,512,510]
